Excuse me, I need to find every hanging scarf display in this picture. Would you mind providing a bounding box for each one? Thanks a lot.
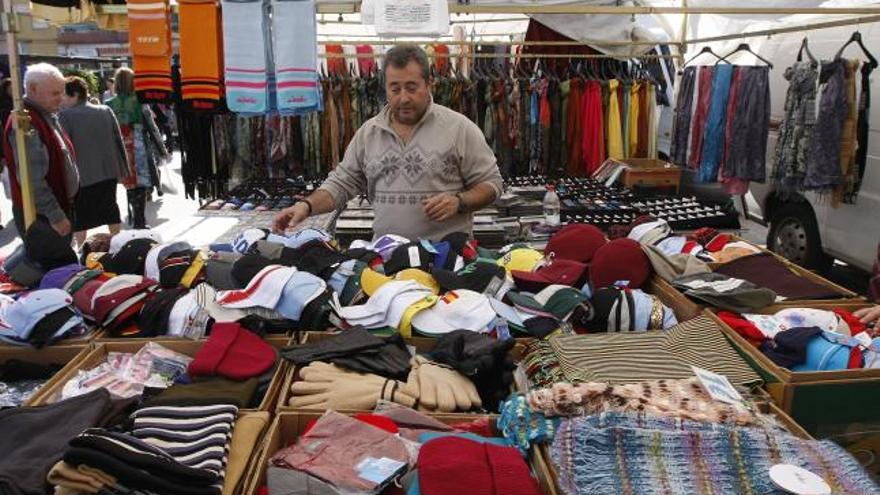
[128,0,173,102]
[222,0,273,114]
[272,0,321,115]
[178,0,225,111]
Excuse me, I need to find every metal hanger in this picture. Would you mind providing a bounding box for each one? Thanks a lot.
[835,31,878,69]
[796,37,817,65]
[717,42,774,69]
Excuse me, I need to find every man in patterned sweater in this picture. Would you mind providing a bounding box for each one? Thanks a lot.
[274,45,503,241]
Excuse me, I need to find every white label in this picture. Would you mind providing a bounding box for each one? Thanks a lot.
[691,366,744,405]
[769,464,831,495]
[408,246,421,268]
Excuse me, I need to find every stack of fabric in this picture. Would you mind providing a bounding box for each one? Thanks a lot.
[0,289,87,347]
[54,404,238,495]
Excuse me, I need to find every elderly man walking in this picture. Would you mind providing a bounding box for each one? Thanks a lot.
[60,76,128,247]
[2,63,79,238]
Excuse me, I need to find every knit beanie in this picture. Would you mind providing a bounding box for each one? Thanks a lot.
[188,322,276,380]
[589,238,652,290]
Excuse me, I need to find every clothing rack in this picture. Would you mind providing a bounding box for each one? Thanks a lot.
[319,53,682,60]
[317,40,666,47]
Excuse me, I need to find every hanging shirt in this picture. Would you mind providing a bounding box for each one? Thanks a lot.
[606,79,624,159]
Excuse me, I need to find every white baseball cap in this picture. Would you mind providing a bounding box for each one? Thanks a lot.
[193,283,247,323]
[411,289,496,336]
[216,265,296,310]
[331,280,429,328]
[110,229,162,255]
[144,241,192,282]
[275,271,327,321]
[167,291,211,339]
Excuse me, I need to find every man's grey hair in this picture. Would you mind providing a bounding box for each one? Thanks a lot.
[23,63,65,91]
[384,45,430,80]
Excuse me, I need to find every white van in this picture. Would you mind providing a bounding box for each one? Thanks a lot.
[739,23,880,273]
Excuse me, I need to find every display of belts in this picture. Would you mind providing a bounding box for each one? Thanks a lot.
[3,0,880,494]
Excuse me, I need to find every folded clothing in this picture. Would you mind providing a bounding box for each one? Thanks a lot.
[714,252,843,300]
[672,272,777,313]
[143,377,259,408]
[270,410,412,493]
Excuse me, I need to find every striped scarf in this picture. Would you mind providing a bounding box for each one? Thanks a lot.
[551,412,880,495]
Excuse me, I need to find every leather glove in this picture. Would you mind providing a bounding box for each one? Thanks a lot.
[408,355,481,412]
[289,362,417,410]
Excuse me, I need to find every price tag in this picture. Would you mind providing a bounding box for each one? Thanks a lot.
[356,456,407,485]
[691,366,744,405]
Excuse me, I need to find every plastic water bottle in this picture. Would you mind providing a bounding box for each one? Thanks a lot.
[543,185,561,226]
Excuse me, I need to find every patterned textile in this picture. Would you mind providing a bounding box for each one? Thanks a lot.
[498,394,559,453]
[520,338,566,389]
[527,378,766,426]
[550,412,880,495]
[549,315,762,386]
[773,62,819,195]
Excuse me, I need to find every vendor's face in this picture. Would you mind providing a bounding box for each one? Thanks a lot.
[28,76,65,114]
[385,61,432,126]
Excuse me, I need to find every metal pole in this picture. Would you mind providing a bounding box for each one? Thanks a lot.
[2,0,35,229]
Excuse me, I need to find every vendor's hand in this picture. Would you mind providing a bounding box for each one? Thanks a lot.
[422,193,460,222]
[854,305,880,326]
[51,218,71,237]
[272,202,309,234]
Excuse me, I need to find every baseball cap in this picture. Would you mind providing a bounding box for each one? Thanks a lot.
[38,263,85,290]
[398,294,439,337]
[384,242,435,276]
[511,258,588,293]
[167,291,212,339]
[109,229,162,255]
[26,306,84,347]
[545,224,608,264]
[339,261,368,306]
[138,287,188,337]
[287,240,350,280]
[158,250,194,287]
[103,238,158,275]
[72,278,106,319]
[91,275,157,326]
[411,290,497,336]
[328,259,358,294]
[441,232,478,263]
[23,220,77,270]
[350,234,411,261]
[275,271,327,321]
[282,228,332,249]
[144,241,193,282]
[180,250,207,288]
[361,268,440,296]
[231,254,276,287]
[216,265,297,309]
[206,252,243,290]
[0,288,75,341]
[62,268,103,294]
[432,261,509,298]
[590,238,653,290]
[192,283,247,323]
[496,248,544,275]
[507,285,591,321]
[331,280,430,328]
[231,228,270,254]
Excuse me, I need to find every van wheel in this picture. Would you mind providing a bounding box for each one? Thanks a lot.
[767,203,832,273]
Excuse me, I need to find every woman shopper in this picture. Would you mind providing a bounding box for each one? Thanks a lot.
[105,67,169,229]
[59,76,129,247]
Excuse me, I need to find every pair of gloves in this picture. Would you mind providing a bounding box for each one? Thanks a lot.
[288,355,481,412]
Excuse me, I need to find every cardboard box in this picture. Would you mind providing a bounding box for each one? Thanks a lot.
[276,331,525,413]
[33,336,291,412]
[242,411,555,495]
[0,343,91,406]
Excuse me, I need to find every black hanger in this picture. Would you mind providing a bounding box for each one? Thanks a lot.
[683,46,723,67]
[717,43,773,69]
[835,31,878,69]
[796,37,817,64]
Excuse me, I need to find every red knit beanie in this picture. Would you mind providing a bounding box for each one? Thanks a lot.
[589,238,652,290]
[546,224,607,264]
[188,322,276,380]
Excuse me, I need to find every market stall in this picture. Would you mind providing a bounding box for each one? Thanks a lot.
[3,1,880,494]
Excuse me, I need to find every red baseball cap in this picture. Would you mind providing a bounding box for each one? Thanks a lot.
[511,258,589,293]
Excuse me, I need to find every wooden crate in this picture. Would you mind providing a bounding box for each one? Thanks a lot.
[0,343,92,406]
[32,336,291,412]
[621,158,682,192]
[708,308,880,436]
[276,331,526,413]
[242,411,556,495]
